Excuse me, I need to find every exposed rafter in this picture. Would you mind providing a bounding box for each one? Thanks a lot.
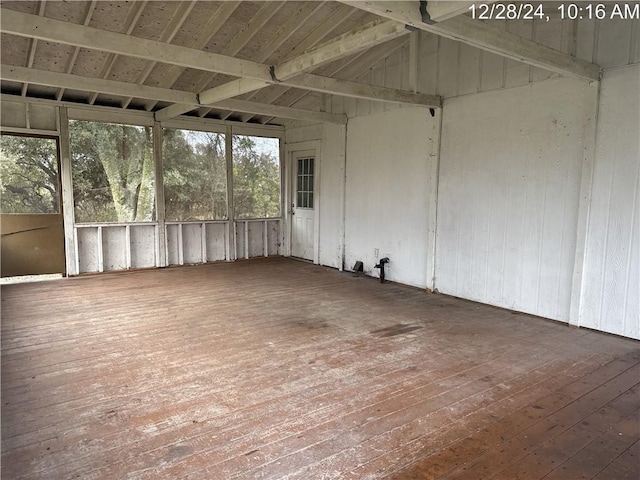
[120,0,196,109]
[286,73,441,107]
[338,1,601,81]
[0,66,346,125]
[156,18,410,120]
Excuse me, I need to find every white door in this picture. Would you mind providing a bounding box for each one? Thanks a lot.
[290,153,315,260]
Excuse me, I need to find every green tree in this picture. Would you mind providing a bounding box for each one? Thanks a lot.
[70,121,155,223]
[233,135,280,219]
[0,135,59,214]
[162,129,227,221]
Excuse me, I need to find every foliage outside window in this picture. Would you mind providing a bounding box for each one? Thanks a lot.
[233,135,280,219]
[163,129,227,221]
[70,120,155,223]
[0,134,60,214]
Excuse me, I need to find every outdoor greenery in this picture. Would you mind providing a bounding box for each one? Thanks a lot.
[1,123,280,223]
[70,120,155,223]
[163,129,227,221]
[233,135,280,219]
[0,134,60,214]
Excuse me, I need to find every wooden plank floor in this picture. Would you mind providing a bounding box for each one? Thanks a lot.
[1,257,639,480]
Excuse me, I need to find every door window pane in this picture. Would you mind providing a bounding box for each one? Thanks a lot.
[296,157,314,209]
[163,129,227,221]
[233,135,280,219]
[70,120,155,223]
[0,134,60,213]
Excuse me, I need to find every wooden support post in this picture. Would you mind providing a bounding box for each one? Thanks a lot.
[225,125,235,261]
[97,226,104,272]
[264,220,268,257]
[201,222,207,263]
[153,121,166,267]
[178,224,184,265]
[125,224,131,269]
[244,221,249,259]
[58,107,78,276]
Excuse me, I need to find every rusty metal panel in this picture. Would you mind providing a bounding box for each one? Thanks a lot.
[1,214,65,277]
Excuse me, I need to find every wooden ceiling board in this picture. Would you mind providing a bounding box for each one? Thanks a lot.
[31,41,77,73]
[88,1,142,33]
[0,33,30,67]
[70,48,111,78]
[43,0,90,24]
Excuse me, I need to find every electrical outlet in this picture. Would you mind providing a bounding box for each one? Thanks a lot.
[374,248,379,258]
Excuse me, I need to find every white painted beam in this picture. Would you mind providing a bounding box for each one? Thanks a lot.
[1,66,199,105]
[157,18,411,120]
[287,73,441,107]
[214,99,347,125]
[1,66,343,125]
[338,1,601,81]
[273,19,409,80]
[0,8,272,81]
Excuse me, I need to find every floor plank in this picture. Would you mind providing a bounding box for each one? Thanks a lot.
[1,258,638,479]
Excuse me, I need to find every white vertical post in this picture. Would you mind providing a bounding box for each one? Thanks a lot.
[426,106,443,292]
[74,226,80,274]
[59,107,78,276]
[233,221,238,261]
[225,125,235,261]
[409,30,420,93]
[224,222,230,261]
[244,220,249,259]
[125,224,132,269]
[97,226,104,272]
[264,220,268,257]
[178,223,184,265]
[153,121,166,267]
[201,222,207,263]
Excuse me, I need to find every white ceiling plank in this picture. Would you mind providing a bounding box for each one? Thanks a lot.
[121,0,197,109]
[88,1,147,105]
[0,8,272,81]
[195,1,323,122]
[274,19,408,80]
[56,0,97,101]
[1,66,198,105]
[143,1,241,111]
[20,0,47,97]
[338,1,601,80]
[179,0,287,117]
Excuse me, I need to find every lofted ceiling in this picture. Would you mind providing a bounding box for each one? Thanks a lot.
[0,1,601,126]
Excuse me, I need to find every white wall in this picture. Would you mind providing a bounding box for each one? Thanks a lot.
[579,65,640,339]
[344,107,436,288]
[436,77,596,321]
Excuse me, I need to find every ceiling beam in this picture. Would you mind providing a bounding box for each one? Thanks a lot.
[1,66,198,105]
[273,19,408,80]
[0,7,272,82]
[286,73,441,107]
[0,66,344,125]
[214,99,346,125]
[338,1,601,81]
[158,19,410,120]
